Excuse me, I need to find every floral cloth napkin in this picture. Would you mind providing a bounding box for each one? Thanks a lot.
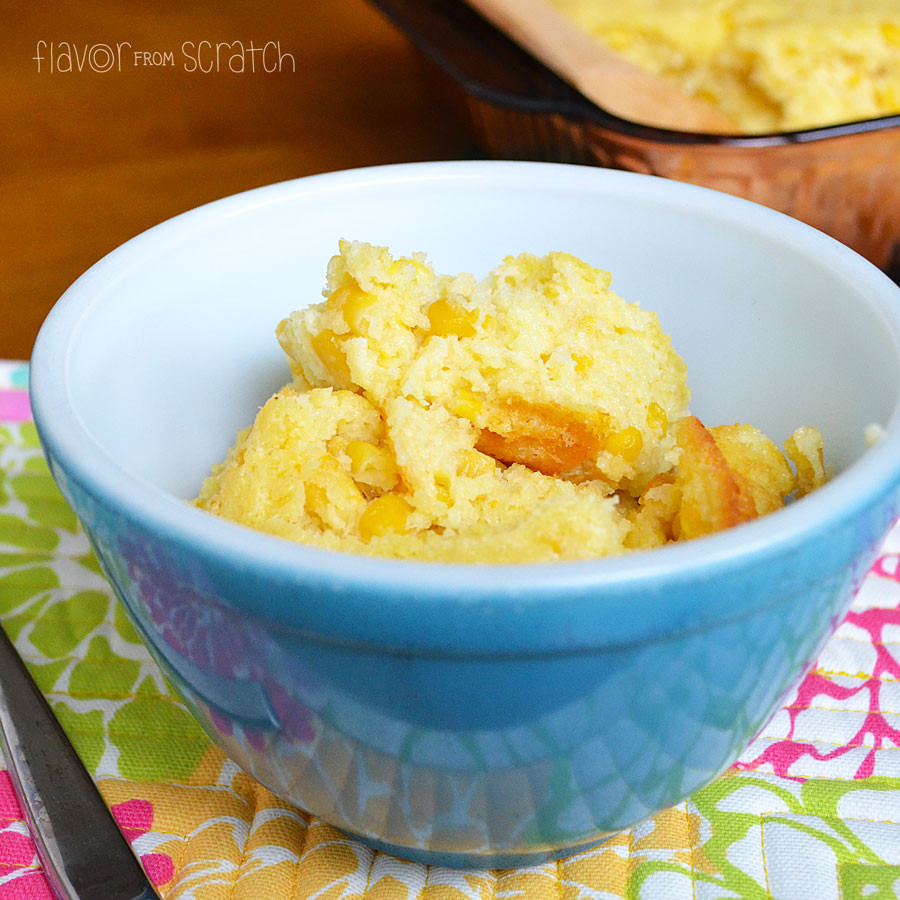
[1,359,899,900]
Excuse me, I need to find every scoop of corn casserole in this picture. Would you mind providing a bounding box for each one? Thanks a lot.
[196,241,826,563]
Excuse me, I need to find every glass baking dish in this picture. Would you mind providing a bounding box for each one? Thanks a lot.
[371,0,900,277]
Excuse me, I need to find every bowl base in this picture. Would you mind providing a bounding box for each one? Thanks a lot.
[338,827,612,869]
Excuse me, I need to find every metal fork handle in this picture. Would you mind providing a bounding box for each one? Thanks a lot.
[0,623,159,900]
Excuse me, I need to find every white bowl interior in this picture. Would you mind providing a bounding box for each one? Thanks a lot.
[62,164,899,500]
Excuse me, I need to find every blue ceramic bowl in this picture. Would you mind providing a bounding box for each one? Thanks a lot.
[30,161,900,867]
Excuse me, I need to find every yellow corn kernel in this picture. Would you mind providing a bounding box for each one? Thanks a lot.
[882,23,900,45]
[452,389,483,422]
[346,439,381,473]
[434,472,452,504]
[311,330,352,383]
[879,82,900,108]
[572,353,592,375]
[331,284,377,331]
[646,402,668,436]
[389,257,429,277]
[359,494,412,541]
[427,298,477,338]
[457,450,495,478]
[346,440,398,490]
[481,315,495,330]
[304,455,365,529]
[606,426,643,463]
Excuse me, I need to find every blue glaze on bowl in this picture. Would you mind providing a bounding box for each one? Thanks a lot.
[29,162,900,866]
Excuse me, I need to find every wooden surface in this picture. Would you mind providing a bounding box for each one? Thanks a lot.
[0,1,466,360]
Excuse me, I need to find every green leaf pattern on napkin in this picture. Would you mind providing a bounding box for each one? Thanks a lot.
[0,421,209,783]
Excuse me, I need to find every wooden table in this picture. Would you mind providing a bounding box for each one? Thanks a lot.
[0,1,467,360]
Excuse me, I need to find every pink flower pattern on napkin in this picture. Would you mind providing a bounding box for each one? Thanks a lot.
[111,798,175,886]
[0,771,174,895]
[0,771,52,899]
[0,390,30,424]
[735,547,900,780]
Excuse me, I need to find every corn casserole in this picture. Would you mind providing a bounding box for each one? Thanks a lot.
[196,242,826,563]
[548,0,900,133]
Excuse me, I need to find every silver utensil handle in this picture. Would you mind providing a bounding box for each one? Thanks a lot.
[0,623,160,900]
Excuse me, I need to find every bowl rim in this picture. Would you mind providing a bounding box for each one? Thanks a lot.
[29,160,900,649]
